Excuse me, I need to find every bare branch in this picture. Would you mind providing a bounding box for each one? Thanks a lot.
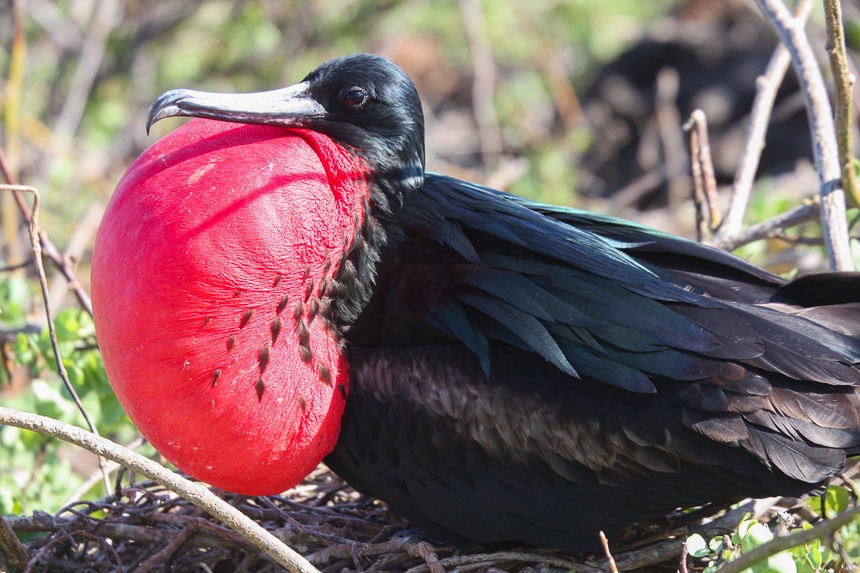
[655,67,688,208]
[0,406,322,573]
[711,199,820,252]
[600,531,620,573]
[715,504,860,573]
[0,184,110,495]
[0,148,94,316]
[754,0,853,270]
[42,0,121,166]
[0,514,29,570]
[685,109,720,241]
[823,0,860,208]
[715,0,813,241]
[459,0,504,168]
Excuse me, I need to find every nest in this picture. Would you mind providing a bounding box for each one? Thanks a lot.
[3,465,799,573]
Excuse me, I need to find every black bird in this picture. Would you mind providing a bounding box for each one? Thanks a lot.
[93,54,860,551]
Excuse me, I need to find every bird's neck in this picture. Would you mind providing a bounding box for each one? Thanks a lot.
[289,128,397,330]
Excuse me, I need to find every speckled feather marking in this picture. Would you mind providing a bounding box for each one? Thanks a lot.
[259,344,271,374]
[270,317,283,344]
[239,308,253,328]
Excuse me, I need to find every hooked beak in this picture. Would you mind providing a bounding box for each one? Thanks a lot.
[146,82,325,134]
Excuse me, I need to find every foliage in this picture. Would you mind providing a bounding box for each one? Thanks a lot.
[687,486,860,573]
[0,276,152,516]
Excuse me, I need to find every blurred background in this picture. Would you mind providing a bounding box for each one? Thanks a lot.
[1,0,859,518]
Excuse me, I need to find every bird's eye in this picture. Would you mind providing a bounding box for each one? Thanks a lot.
[339,87,367,108]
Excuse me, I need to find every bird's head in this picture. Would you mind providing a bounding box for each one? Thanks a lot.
[148,53,426,212]
[92,55,427,495]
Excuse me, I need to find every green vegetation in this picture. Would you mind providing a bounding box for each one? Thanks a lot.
[687,486,860,573]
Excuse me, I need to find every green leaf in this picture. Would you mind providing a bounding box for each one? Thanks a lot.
[759,550,797,573]
[54,309,82,342]
[823,484,850,518]
[31,378,76,421]
[687,533,711,558]
[742,522,773,554]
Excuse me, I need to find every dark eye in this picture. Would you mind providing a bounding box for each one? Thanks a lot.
[339,87,367,108]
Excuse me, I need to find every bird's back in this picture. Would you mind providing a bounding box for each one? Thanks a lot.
[327,174,860,550]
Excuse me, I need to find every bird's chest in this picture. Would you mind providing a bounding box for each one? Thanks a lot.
[339,345,630,473]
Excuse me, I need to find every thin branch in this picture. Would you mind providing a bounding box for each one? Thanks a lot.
[754,0,853,271]
[133,517,204,573]
[459,0,504,169]
[710,199,820,252]
[42,0,120,168]
[679,540,689,573]
[2,0,26,268]
[0,148,94,316]
[607,501,759,571]
[0,514,29,570]
[600,531,619,573]
[0,257,34,272]
[715,0,813,241]
[655,67,688,208]
[62,438,138,507]
[715,504,860,573]
[6,512,256,553]
[0,406,321,573]
[405,550,601,573]
[685,109,720,241]
[823,0,860,208]
[0,184,110,496]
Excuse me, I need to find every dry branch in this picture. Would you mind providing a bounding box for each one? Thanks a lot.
[715,504,860,573]
[712,0,813,246]
[754,0,853,270]
[823,0,860,208]
[0,406,321,573]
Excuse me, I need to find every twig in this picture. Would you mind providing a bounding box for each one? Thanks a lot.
[679,540,689,573]
[0,406,321,573]
[9,510,263,554]
[754,0,853,271]
[655,67,688,208]
[459,0,504,168]
[684,110,720,241]
[0,147,94,316]
[133,517,204,573]
[687,120,708,242]
[404,541,445,573]
[42,0,120,170]
[715,504,860,573]
[405,551,601,573]
[48,202,103,323]
[0,514,29,570]
[0,257,34,272]
[2,0,26,268]
[709,197,820,252]
[0,184,110,496]
[715,0,813,242]
[823,0,860,209]
[607,500,758,571]
[600,531,619,573]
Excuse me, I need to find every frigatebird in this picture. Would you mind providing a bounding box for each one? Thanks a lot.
[91,54,860,551]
